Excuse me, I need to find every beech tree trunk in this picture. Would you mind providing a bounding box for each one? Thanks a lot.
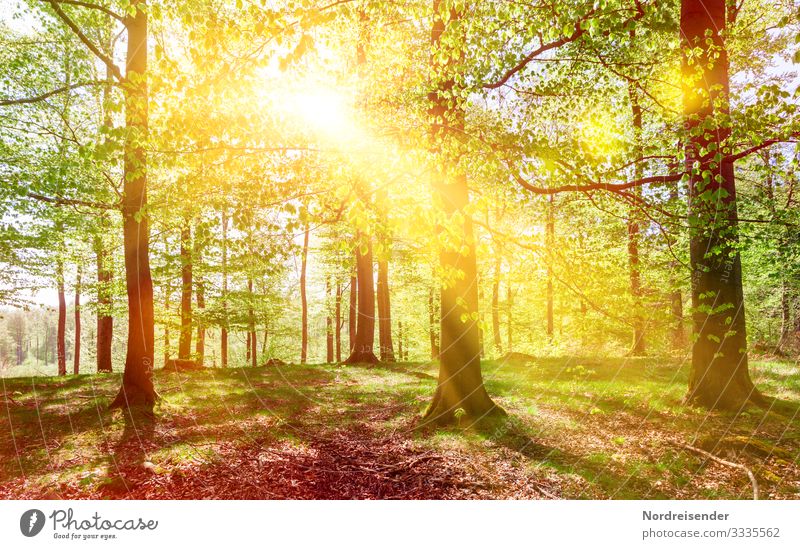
[627,84,646,355]
[546,196,554,340]
[248,277,256,368]
[221,212,228,368]
[423,1,504,425]
[491,255,502,354]
[428,286,439,359]
[73,267,81,374]
[95,232,113,373]
[344,242,379,363]
[163,285,171,366]
[300,225,309,364]
[326,279,334,363]
[178,222,192,360]
[348,274,357,353]
[195,230,205,365]
[335,281,342,362]
[377,257,395,362]
[110,1,157,411]
[56,260,66,376]
[681,0,761,409]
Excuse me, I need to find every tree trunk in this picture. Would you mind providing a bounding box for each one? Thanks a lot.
[326,279,334,363]
[681,0,761,409]
[491,255,502,355]
[248,277,256,368]
[506,284,513,353]
[73,266,81,374]
[221,212,228,368]
[348,274,357,353]
[546,195,555,340]
[95,231,113,373]
[423,1,504,425]
[163,285,171,366]
[377,257,395,362]
[300,224,309,364]
[110,1,157,411]
[627,84,646,355]
[428,286,439,359]
[335,280,342,362]
[397,320,403,362]
[195,229,205,365]
[344,242,379,363]
[178,222,192,360]
[56,260,67,376]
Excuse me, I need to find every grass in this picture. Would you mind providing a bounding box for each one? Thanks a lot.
[1,356,799,499]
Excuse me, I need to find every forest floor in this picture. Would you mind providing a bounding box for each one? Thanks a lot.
[1,356,799,500]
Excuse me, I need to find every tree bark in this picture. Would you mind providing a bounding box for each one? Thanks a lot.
[344,242,379,363]
[248,277,256,368]
[56,260,67,376]
[627,84,646,355]
[300,224,309,364]
[423,1,504,425]
[335,280,342,362]
[377,257,395,362]
[491,255,502,354]
[681,0,761,409]
[110,0,157,411]
[178,222,192,360]
[428,286,439,359]
[546,197,555,341]
[221,212,228,368]
[73,266,81,374]
[195,229,205,365]
[95,231,113,373]
[326,279,334,363]
[348,274,357,353]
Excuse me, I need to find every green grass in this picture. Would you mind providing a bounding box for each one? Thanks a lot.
[1,356,799,499]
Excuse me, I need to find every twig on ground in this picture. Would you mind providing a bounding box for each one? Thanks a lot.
[679,444,759,500]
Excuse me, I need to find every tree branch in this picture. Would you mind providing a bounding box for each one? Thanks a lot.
[0,80,106,107]
[26,191,118,210]
[44,0,125,23]
[46,0,124,82]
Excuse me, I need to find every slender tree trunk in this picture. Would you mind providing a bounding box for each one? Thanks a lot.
[300,225,309,364]
[492,255,502,355]
[95,231,113,373]
[668,185,686,349]
[398,320,404,362]
[348,274,357,353]
[546,196,555,340]
[345,242,379,363]
[506,284,513,353]
[221,212,228,368]
[326,279,334,363]
[335,280,342,362]
[377,257,395,362]
[163,285,171,366]
[423,1,504,425]
[111,1,157,411]
[627,84,646,355]
[178,222,192,360]
[195,231,205,365]
[73,266,81,374]
[56,260,67,376]
[428,286,439,359]
[248,277,256,368]
[681,0,761,409]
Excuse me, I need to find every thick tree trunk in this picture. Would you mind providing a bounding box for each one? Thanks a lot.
[627,84,646,355]
[344,243,379,363]
[681,0,761,410]
[300,225,309,364]
[95,232,113,373]
[110,1,157,411]
[221,212,228,368]
[377,257,395,362]
[178,222,192,360]
[335,281,342,362]
[423,1,504,425]
[428,286,439,359]
[73,267,81,374]
[348,274,357,353]
[56,260,67,376]
[491,255,502,355]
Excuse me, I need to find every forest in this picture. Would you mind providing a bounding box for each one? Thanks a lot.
[0,0,799,500]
